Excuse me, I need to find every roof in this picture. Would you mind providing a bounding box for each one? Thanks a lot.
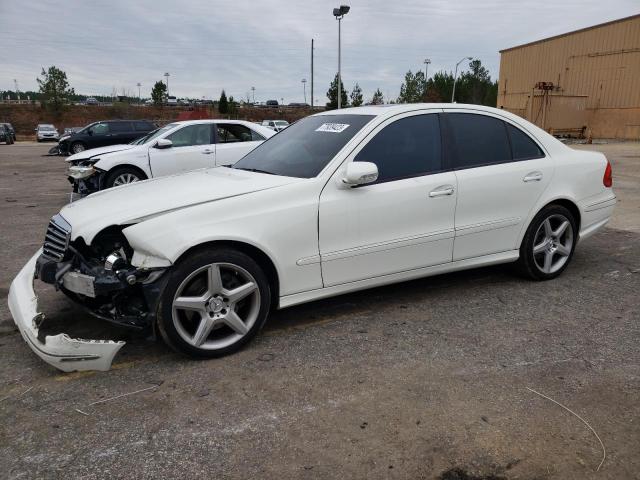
[500,13,640,53]
[316,103,505,118]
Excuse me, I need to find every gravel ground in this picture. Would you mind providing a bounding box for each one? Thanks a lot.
[0,142,639,480]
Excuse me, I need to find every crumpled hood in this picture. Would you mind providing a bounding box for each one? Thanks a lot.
[66,144,136,162]
[60,167,301,243]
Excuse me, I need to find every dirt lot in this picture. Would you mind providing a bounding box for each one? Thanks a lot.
[0,142,639,480]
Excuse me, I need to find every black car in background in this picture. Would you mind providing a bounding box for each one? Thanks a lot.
[0,124,14,144]
[58,120,156,155]
[1,123,16,142]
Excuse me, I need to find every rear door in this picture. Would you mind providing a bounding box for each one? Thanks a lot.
[214,123,265,166]
[109,122,135,144]
[148,123,215,177]
[443,110,553,260]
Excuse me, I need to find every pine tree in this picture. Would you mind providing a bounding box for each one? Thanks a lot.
[326,74,348,109]
[369,88,384,105]
[350,83,363,107]
[218,90,229,114]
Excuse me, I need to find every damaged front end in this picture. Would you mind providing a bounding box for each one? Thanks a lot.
[8,214,169,372]
[67,159,104,196]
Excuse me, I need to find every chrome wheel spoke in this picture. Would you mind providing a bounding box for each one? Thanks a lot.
[223,310,249,335]
[543,251,554,273]
[553,220,569,239]
[207,264,224,294]
[556,243,571,256]
[533,240,548,254]
[226,282,256,304]
[543,218,553,237]
[192,317,216,346]
[174,295,207,313]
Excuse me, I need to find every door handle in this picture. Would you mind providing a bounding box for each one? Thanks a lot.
[523,171,543,182]
[201,149,214,154]
[429,185,455,198]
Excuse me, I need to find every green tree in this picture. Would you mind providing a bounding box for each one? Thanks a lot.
[326,73,348,109]
[228,95,237,116]
[452,59,498,106]
[398,70,427,104]
[151,81,167,105]
[350,83,363,107]
[425,71,455,103]
[218,90,229,114]
[369,88,384,105]
[37,66,74,114]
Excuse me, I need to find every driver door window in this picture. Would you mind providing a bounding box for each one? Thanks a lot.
[167,124,213,147]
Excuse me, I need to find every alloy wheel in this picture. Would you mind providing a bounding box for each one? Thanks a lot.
[171,262,261,350]
[112,173,140,186]
[72,143,85,154]
[532,214,574,274]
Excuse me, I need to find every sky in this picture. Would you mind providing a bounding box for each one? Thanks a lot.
[0,0,637,104]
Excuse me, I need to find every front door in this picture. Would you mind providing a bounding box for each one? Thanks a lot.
[148,123,215,178]
[319,111,457,286]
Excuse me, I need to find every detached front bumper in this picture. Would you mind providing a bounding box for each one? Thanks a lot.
[8,250,125,372]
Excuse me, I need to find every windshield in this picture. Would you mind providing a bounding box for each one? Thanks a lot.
[233,114,374,178]
[40,125,56,131]
[134,123,178,145]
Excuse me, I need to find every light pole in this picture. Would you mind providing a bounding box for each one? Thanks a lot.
[451,57,472,103]
[136,82,141,104]
[251,86,255,104]
[164,72,170,98]
[333,5,350,109]
[301,78,307,104]
[423,58,431,98]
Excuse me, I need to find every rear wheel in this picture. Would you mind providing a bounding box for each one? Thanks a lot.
[518,205,577,280]
[157,248,271,358]
[104,167,147,188]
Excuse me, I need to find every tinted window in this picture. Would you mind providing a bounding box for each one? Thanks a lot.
[507,124,544,160]
[354,114,442,183]
[233,114,374,178]
[134,121,153,131]
[216,124,260,143]
[446,113,511,169]
[110,122,133,133]
[167,124,212,147]
[91,123,109,135]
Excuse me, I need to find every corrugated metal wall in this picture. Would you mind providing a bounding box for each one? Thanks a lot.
[498,14,640,139]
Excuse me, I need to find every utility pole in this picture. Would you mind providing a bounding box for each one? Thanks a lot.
[333,5,350,109]
[136,82,142,104]
[164,72,170,98]
[302,78,307,104]
[423,58,431,97]
[251,86,255,103]
[311,39,314,109]
[14,79,19,101]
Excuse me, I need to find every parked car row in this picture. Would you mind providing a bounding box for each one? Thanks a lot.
[8,104,616,373]
[66,120,274,194]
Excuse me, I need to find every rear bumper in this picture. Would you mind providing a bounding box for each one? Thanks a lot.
[578,193,617,242]
[8,249,124,372]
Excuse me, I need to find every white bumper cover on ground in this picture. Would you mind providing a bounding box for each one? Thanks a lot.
[7,249,124,372]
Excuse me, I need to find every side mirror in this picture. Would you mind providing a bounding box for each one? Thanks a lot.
[155,138,173,149]
[342,162,378,187]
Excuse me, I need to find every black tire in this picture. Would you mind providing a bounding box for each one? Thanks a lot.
[104,167,147,188]
[517,204,577,281]
[157,248,271,358]
[70,141,86,154]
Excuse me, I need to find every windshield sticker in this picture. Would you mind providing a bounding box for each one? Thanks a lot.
[316,123,350,133]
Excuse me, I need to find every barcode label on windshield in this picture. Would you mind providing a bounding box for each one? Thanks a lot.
[316,123,350,133]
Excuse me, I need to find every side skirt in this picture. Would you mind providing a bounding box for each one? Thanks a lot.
[279,250,520,309]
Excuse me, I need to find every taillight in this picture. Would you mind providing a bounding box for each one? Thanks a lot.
[603,160,613,188]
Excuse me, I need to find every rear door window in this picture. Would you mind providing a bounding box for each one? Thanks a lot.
[109,122,133,133]
[506,124,544,160]
[216,124,258,143]
[445,113,511,169]
[134,121,153,131]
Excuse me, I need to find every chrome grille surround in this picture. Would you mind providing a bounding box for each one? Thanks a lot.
[42,214,71,262]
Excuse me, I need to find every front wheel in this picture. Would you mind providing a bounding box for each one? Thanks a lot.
[157,248,271,358]
[70,142,86,154]
[518,205,577,280]
[104,167,146,188]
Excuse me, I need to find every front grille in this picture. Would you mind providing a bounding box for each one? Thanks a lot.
[42,214,71,262]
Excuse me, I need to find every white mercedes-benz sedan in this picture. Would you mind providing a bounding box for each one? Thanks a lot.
[66,119,275,195]
[9,104,616,371]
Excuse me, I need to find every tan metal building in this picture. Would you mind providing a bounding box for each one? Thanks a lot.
[497,14,640,139]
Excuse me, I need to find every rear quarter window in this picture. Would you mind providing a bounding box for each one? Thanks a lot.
[506,124,544,160]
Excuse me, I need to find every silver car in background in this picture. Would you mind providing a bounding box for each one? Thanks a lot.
[36,124,59,142]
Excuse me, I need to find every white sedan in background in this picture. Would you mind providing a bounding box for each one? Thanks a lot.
[9,104,616,371]
[66,120,274,195]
